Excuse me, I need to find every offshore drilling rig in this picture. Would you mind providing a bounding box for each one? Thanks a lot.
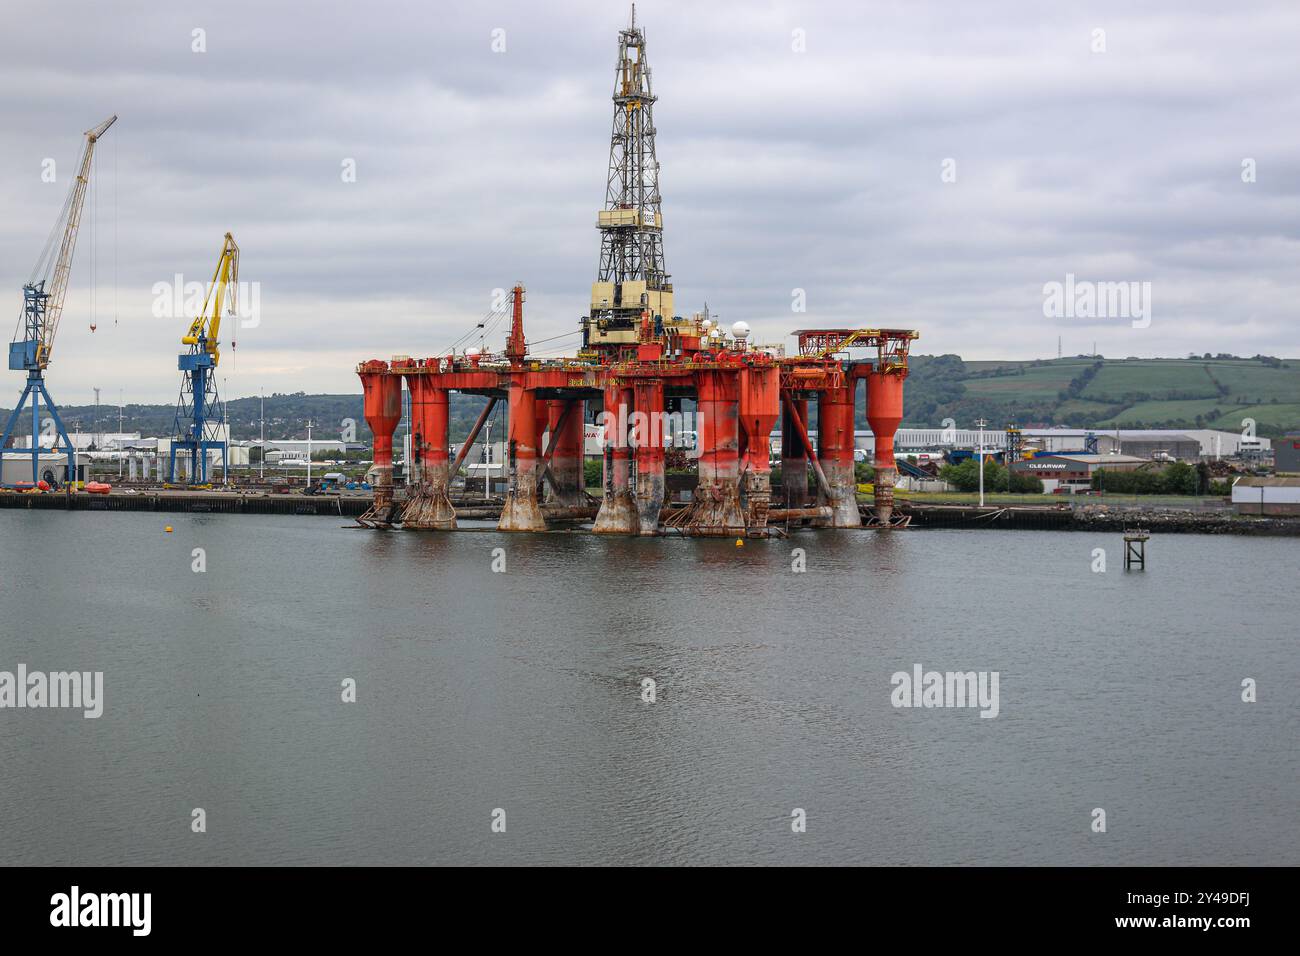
[357,11,916,535]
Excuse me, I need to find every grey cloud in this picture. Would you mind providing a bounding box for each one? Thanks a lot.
[0,0,1296,405]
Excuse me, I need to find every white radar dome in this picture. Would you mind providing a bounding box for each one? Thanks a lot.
[731,321,751,340]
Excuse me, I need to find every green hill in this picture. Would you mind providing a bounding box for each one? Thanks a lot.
[898,355,1300,437]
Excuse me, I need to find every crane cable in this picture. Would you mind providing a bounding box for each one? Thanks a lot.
[28,148,80,286]
[113,132,117,328]
[530,329,582,346]
[441,300,510,355]
[442,306,500,353]
[476,305,511,351]
[90,145,96,332]
[13,146,80,341]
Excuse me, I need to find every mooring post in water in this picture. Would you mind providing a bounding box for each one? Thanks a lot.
[1123,528,1149,569]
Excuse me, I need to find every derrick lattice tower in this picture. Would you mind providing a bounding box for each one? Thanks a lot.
[585,6,679,351]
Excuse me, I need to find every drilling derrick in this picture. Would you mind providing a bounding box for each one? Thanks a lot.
[585,6,679,352]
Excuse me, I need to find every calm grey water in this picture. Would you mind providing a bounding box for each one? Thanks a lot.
[0,510,1295,866]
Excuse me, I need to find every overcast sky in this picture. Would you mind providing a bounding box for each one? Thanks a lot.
[1,0,1296,405]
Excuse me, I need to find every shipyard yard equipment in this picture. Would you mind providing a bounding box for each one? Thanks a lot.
[355,14,917,535]
[169,232,238,484]
[1,115,116,486]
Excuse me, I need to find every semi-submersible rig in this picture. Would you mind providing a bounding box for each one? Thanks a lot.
[357,12,916,536]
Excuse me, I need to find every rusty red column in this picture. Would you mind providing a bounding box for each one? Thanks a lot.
[633,379,665,535]
[691,368,745,533]
[817,381,861,527]
[358,361,403,519]
[403,374,455,529]
[543,399,587,507]
[781,395,809,508]
[593,383,637,533]
[738,365,779,531]
[866,369,905,525]
[499,374,547,531]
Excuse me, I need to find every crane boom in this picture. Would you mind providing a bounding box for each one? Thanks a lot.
[23,114,116,369]
[182,232,239,365]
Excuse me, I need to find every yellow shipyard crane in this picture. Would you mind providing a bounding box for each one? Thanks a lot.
[2,115,116,487]
[170,232,239,484]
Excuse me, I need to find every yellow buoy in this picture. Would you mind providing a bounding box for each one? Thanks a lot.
[735,538,744,547]
[164,526,173,533]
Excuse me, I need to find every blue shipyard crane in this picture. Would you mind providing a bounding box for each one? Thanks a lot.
[1,115,116,486]
[169,232,239,484]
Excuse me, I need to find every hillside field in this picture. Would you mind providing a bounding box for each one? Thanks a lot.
[899,355,1300,438]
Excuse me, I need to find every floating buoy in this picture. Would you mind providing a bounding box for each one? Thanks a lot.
[735,538,744,547]
[164,525,173,533]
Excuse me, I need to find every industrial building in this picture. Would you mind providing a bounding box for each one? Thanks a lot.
[1274,434,1300,473]
[1232,476,1300,515]
[1010,454,1147,494]
[355,14,916,535]
[255,438,350,457]
[1156,429,1270,459]
[108,432,244,472]
[0,451,89,486]
[858,427,1266,462]
[8,430,140,451]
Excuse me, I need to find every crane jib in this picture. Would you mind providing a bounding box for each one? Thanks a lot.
[12,114,116,371]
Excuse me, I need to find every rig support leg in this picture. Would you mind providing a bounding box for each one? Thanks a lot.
[593,385,638,534]
[498,378,547,532]
[738,365,779,533]
[817,382,861,527]
[543,399,587,507]
[866,369,905,526]
[633,379,665,535]
[403,379,456,529]
[358,362,403,526]
[781,395,809,508]
[686,369,746,535]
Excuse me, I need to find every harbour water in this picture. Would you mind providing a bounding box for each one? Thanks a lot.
[0,511,1295,865]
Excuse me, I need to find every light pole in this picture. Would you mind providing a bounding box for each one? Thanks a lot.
[306,420,314,486]
[259,388,265,481]
[976,418,988,507]
[117,389,124,478]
